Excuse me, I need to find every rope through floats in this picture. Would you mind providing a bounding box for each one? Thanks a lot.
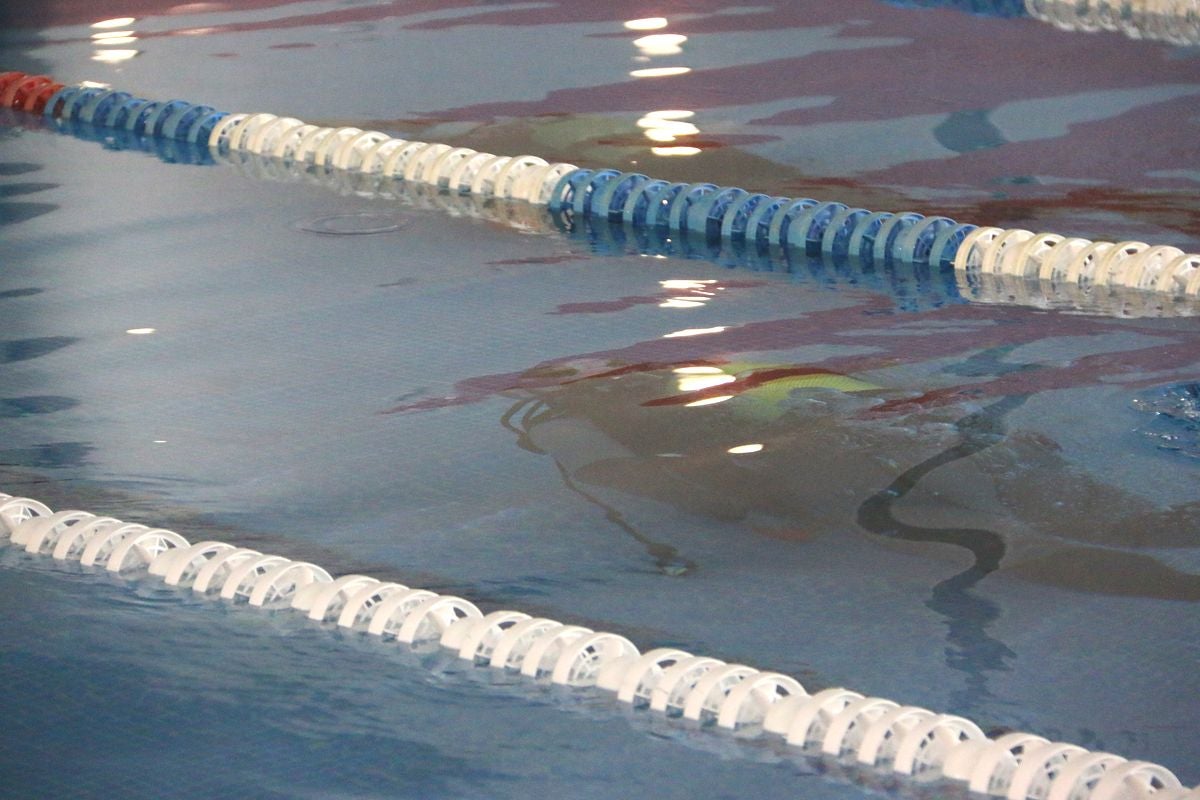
[1,492,1195,799]
[2,70,1198,299]
[888,0,1200,45]
[7,107,1195,319]
[1024,0,1200,45]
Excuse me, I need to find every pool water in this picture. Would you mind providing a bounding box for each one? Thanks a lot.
[1,1,1198,796]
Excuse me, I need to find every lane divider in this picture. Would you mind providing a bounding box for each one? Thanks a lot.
[2,70,1198,299]
[1024,0,1200,46]
[887,0,1200,47]
[12,107,1192,318]
[1,492,1195,798]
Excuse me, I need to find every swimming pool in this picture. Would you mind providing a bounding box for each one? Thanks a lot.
[2,1,1198,797]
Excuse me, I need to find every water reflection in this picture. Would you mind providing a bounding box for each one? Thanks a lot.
[0,288,43,299]
[0,201,57,225]
[857,393,1025,713]
[624,11,695,145]
[500,395,696,577]
[1132,381,1200,459]
[91,29,138,46]
[632,33,687,56]
[0,441,93,469]
[636,110,699,143]
[0,396,78,417]
[663,326,727,338]
[493,342,1198,704]
[90,17,140,63]
[91,17,137,29]
[629,66,692,78]
[0,336,79,363]
[623,17,668,31]
[91,49,139,64]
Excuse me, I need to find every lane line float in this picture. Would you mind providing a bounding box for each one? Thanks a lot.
[0,493,1195,798]
[2,70,1198,298]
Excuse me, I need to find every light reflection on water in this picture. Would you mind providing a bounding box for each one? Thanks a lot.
[2,0,1199,791]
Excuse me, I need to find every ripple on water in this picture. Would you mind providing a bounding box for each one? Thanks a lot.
[1132,382,1200,459]
[295,212,408,235]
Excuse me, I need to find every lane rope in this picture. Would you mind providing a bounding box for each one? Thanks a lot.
[887,0,1200,45]
[1,70,1198,299]
[8,107,1195,318]
[1,492,1195,799]
[1024,0,1200,45]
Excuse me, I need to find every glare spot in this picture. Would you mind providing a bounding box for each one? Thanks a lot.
[91,35,138,45]
[633,33,687,55]
[677,374,736,392]
[661,279,716,290]
[636,117,699,143]
[673,366,724,375]
[659,298,705,308]
[125,327,156,335]
[643,109,695,120]
[92,49,139,63]
[727,443,764,454]
[92,17,137,28]
[643,128,678,142]
[169,3,227,13]
[92,30,135,39]
[685,395,733,407]
[651,146,702,156]
[152,439,167,444]
[662,326,727,338]
[624,17,669,30]
[629,66,692,78]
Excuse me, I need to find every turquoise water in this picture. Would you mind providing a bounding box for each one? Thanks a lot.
[1,1,1198,796]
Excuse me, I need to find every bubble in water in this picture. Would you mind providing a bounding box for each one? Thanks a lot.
[295,212,407,235]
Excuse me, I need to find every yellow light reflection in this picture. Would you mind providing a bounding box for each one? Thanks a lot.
[660,279,716,290]
[629,67,692,78]
[685,395,733,407]
[673,366,724,375]
[652,146,702,156]
[624,17,668,30]
[677,374,736,392]
[91,35,138,45]
[125,327,156,335]
[633,33,687,55]
[93,49,139,63]
[92,17,137,28]
[662,326,728,338]
[727,443,764,454]
[659,298,705,308]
